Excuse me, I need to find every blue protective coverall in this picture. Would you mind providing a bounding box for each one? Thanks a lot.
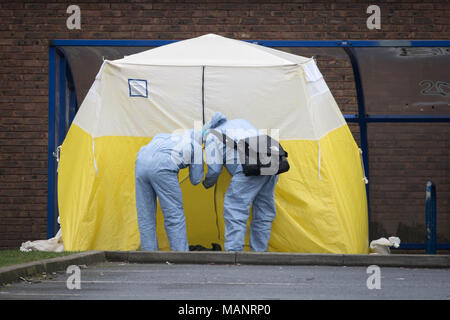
[135,129,204,251]
[203,113,279,252]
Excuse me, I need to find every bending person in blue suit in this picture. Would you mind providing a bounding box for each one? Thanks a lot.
[202,112,279,252]
[135,129,203,251]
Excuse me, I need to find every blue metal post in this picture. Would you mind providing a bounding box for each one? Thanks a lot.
[343,47,371,238]
[68,89,77,125]
[63,51,79,125]
[58,56,67,144]
[366,114,450,123]
[425,180,437,254]
[49,39,450,48]
[47,46,56,239]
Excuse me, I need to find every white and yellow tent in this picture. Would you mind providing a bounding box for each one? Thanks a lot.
[58,34,368,253]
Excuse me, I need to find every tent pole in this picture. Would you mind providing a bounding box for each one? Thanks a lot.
[344,46,371,241]
[58,56,67,145]
[202,66,205,125]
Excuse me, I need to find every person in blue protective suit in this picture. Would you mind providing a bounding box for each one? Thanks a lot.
[202,112,279,252]
[135,129,204,251]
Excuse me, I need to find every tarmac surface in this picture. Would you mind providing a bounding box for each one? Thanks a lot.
[1,261,450,300]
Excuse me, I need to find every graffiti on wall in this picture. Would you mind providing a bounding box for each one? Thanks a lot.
[419,80,450,97]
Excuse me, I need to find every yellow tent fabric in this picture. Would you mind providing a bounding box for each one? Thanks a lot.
[58,34,368,253]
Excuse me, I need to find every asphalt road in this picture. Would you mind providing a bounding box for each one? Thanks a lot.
[0,262,449,300]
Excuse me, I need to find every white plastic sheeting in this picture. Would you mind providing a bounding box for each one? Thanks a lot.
[369,236,401,255]
[20,218,64,252]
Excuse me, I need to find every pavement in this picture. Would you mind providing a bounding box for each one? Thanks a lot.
[1,251,449,300]
[1,262,450,300]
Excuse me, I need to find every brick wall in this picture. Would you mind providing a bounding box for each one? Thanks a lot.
[0,0,449,249]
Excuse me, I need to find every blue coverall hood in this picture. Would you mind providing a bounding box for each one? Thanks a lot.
[202,112,227,138]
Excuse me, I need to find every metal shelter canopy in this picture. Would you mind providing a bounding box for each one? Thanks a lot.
[48,39,450,251]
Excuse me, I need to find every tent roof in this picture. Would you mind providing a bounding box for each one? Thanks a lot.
[114,33,310,67]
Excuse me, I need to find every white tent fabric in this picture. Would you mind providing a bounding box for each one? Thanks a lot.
[116,33,308,66]
[58,33,368,253]
[72,34,345,140]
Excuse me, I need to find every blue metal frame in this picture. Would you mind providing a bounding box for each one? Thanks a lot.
[68,73,78,125]
[61,47,79,126]
[51,39,450,48]
[50,39,175,47]
[47,46,79,238]
[58,56,67,145]
[425,181,437,254]
[48,39,450,251]
[343,47,371,232]
[356,114,450,122]
[393,243,450,250]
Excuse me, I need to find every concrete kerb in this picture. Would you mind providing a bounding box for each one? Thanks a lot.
[0,251,105,285]
[235,252,345,266]
[342,253,450,268]
[105,251,450,268]
[2,251,450,285]
[105,251,236,264]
